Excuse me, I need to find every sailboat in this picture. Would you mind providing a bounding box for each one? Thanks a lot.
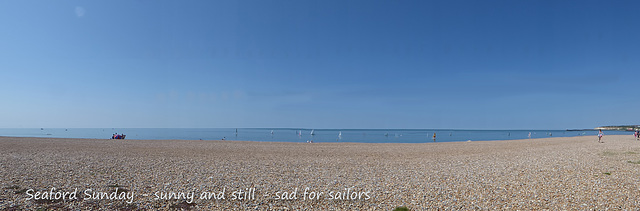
[338,131,342,140]
[310,129,315,136]
[270,130,274,135]
[384,132,389,137]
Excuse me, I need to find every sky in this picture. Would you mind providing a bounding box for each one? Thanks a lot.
[1,0,639,129]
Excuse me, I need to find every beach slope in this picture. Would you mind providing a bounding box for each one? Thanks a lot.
[1,135,640,210]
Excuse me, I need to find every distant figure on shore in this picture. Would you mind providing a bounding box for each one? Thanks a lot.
[598,130,604,143]
[635,130,639,140]
[432,133,436,142]
[111,133,125,139]
[528,132,531,139]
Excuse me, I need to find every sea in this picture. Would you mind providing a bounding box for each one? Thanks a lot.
[0,128,634,143]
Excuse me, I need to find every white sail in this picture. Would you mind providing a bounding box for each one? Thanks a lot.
[338,131,342,140]
[271,130,274,135]
[310,129,315,135]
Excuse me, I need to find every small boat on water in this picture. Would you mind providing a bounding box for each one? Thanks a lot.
[310,129,315,136]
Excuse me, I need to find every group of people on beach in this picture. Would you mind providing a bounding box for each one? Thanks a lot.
[111,133,125,139]
[595,129,640,143]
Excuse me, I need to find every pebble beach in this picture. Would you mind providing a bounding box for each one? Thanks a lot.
[2,135,640,210]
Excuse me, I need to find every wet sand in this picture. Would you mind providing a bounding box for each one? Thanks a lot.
[1,135,640,210]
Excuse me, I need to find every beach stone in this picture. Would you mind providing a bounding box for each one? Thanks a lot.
[1,135,640,209]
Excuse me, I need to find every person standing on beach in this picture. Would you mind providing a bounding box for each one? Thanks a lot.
[598,130,604,143]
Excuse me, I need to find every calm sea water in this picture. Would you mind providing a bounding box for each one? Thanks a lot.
[0,128,634,143]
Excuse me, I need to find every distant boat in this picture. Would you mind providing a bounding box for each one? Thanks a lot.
[270,130,274,135]
[384,132,389,137]
[338,131,342,140]
[298,130,302,136]
[310,129,315,135]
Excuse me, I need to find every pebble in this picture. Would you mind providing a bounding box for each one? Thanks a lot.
[1,135,639,209]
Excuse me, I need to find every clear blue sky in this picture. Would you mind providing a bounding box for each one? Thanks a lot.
[1,0,639,129]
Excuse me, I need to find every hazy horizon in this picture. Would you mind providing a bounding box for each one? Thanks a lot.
[0,127,615,131]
